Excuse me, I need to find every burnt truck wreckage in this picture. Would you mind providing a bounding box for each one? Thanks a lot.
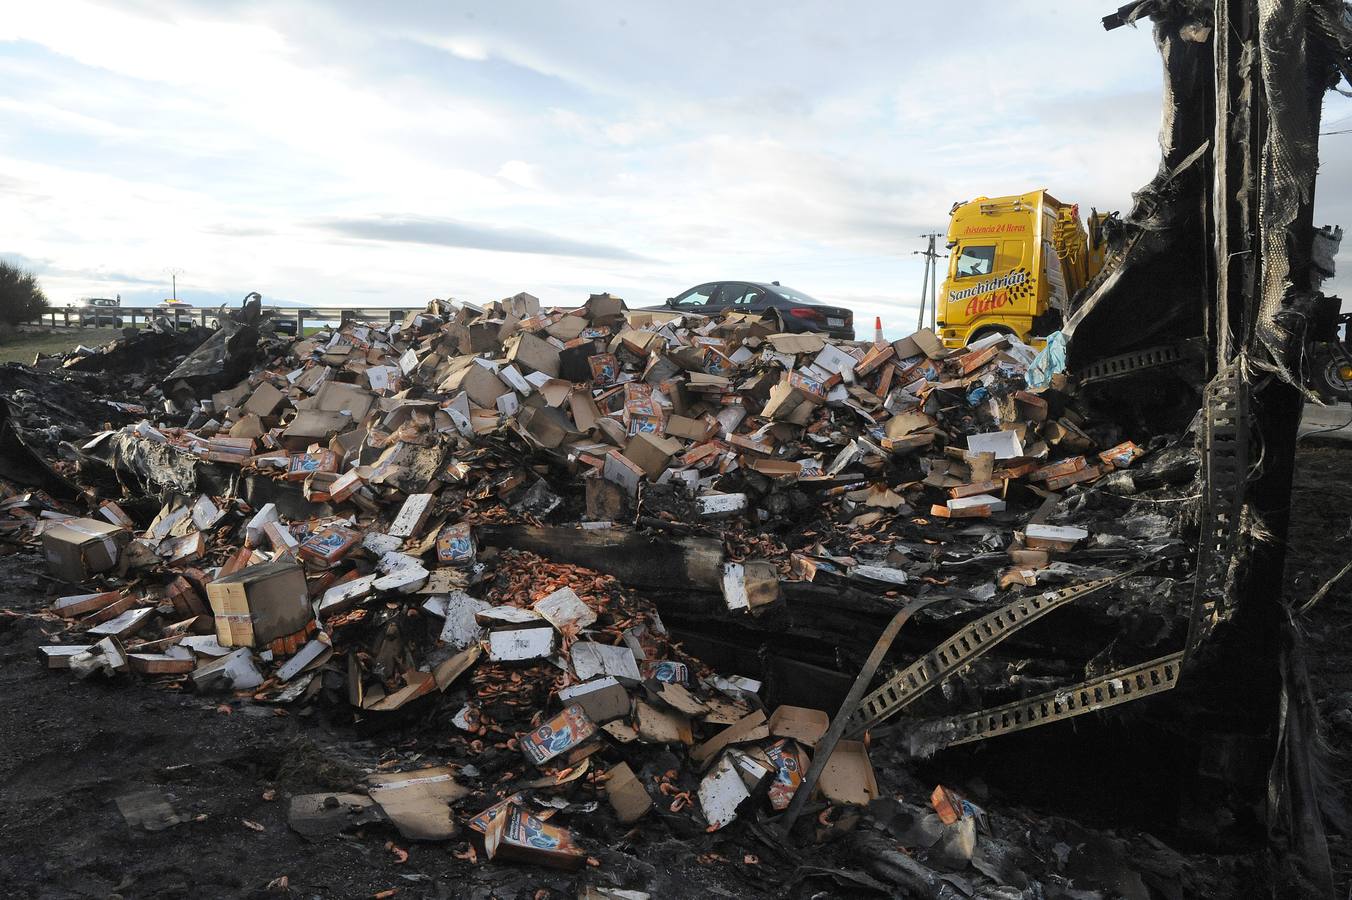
[1,1,1351,897]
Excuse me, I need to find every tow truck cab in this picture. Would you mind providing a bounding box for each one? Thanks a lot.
[936,189,1106,350]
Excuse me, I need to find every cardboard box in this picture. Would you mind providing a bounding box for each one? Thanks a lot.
[313,381,376,420]
[281,410,350,450]
[967,430,1024,460]
[557,676,631,723]
[37,645,93,669]
[768,332,826,355]
[285,449,338,481]
[389,493,435,538]
[243,381,286,417]
[588,353,619,385]
[519,405,579,449]
[507,332,561,377]
[443,361,508,409]
[765,739,809,811]
[570,640,642,682]
[229,414,265,439]
[467,792,525,835]
[211,380,250,412]
[484,804,585,871]
[623,432,683,479]
[1099,440,1144,468]
[1024,523,1089,551]
[42,517,129,583]
[664,414,715,442]
[521,704,598,766]
[586,292,626,324]
[51,590,122,618]
[1044,464,1101,491]
[488,624,556,661]
[88,606,154,640]
[205,560,312,648]
[191,647,264,691]
[602,449,644,496]
[435,522,476,565]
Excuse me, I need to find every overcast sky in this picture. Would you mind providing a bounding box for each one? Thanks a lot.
[1,1,1348,337]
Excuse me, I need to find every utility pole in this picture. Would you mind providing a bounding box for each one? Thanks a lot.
[165,267,184,301]
[913,234,945,331]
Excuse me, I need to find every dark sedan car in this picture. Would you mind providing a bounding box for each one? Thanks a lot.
[655,281,855,340]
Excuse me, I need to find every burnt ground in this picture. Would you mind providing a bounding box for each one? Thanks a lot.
[1282,442,1352,896]
[0,443,1350,899]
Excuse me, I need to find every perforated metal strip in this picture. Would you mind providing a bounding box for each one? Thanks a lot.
[1185,365,1248,658]
[916,652,1184,749]
[1074,338,1206,387]
[843,573,1128,738]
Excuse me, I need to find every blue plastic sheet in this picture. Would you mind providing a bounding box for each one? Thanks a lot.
[1026,331,1067,390]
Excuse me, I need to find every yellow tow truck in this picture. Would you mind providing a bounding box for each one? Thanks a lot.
[935,189,1112,349]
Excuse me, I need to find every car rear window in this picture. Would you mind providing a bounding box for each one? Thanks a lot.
[772,286,825,305]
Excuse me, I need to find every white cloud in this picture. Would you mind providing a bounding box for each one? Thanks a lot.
[19,0,1336,334]
[496,159,539,189]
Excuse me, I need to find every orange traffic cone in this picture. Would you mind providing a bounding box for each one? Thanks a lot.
[874,316,885,347]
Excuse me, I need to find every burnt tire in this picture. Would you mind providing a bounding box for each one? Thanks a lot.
[1311,346,1352,403]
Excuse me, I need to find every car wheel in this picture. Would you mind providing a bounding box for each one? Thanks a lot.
[1310,345,1352,403]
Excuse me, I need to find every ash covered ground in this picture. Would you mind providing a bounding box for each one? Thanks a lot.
[0,441,1348,899]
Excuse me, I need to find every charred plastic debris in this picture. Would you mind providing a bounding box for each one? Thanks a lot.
[0,286,1229,896]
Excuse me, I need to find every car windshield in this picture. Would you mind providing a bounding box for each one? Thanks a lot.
[769,285,824,305]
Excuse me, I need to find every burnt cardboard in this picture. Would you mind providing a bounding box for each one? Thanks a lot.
[42,517,130,583]
[768,705,830,748]
[816,739,879,806]
[205,560,312,648]
[691,709,769,766]
[635,700,694,745]
[605,762,653,824]
[557,676,631,723]
[281,410,350,450]
[367,766,469,841]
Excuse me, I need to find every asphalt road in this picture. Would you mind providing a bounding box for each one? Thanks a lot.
[1300,401,1352,442]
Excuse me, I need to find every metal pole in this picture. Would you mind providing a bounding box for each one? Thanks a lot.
[929,234,939,331]
[915,249,931,331]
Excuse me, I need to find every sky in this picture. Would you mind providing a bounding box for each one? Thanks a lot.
[0,1,1348,339]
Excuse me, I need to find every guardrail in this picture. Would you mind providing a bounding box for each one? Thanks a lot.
[30,305,417,333]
